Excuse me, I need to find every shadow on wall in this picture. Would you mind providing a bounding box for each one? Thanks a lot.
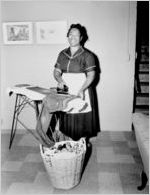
[90,52,101,135]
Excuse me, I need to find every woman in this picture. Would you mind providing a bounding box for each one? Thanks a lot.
[53,23,100,141]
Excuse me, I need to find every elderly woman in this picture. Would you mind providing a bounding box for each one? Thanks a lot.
[53,23,100,141]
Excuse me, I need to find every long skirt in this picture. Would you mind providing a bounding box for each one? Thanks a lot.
[59,87,100,141]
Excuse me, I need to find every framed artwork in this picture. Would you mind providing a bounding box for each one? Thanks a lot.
[2,22,33,44]
[36,21,68,44]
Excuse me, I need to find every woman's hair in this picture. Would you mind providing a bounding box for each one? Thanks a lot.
[67,23,88,46]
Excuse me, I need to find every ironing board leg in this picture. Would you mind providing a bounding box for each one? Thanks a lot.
[9,94,19,149]
[34,101,40,120]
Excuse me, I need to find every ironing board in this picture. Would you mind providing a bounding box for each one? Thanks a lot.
[8,84,89,149]
[7,84,54,149]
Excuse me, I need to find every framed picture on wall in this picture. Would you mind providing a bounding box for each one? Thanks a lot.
[2,22,33,44]
[36,21,68,44]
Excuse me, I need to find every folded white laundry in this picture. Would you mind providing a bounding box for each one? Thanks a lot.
[63,97,89,114]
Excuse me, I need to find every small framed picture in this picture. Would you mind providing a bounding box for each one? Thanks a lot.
[36,21,68,44]
[2,22,33,44]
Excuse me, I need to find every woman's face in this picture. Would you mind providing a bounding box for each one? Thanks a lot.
[68,28,82,47]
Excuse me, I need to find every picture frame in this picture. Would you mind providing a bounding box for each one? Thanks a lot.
[36,21,68,44]
[2,22,33,44]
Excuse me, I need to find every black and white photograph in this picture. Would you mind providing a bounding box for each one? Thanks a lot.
[0,1,149,194]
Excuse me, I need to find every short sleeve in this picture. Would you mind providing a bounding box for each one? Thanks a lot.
[54,52,63,73]
[84,53,96,73]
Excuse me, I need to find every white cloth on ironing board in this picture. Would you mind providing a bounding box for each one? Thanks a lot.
[7,85,46,100]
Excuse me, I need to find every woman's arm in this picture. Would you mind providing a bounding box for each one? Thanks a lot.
[53,68,66,89]
[77,70,95,99]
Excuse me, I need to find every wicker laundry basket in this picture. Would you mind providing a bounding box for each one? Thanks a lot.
[40,138,86,189]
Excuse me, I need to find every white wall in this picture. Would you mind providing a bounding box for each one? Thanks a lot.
[1,1,136,131]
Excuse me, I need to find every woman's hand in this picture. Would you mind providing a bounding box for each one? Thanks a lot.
[54,68,66,89]
[77,90,85,100]
[57,81,66,89]
[76,71,95,100]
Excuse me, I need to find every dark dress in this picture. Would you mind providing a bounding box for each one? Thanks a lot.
[54,46,100,141]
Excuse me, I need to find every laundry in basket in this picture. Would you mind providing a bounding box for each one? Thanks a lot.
[40,138,86,189]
